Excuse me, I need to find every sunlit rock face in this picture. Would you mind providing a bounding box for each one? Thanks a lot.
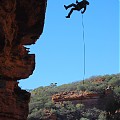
[0,0,47,119]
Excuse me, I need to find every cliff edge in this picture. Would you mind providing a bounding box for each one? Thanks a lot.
[0,0,47,119]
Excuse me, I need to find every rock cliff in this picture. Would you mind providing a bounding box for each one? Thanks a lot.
[52,87,120,115]
[0,0,47,119]
[52,91,100,103]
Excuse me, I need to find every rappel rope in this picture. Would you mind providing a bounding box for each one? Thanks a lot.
[82,14,86,85]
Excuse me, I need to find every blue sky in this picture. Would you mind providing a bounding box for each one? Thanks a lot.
[20,0,119,89]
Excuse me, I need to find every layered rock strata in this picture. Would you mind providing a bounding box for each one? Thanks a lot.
[0,0,47,119]
[52,91,100,103]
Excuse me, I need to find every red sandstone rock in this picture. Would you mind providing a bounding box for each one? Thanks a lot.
[0,0,47,119]
[52,91,100,102]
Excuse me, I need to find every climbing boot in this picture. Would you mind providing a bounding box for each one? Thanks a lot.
[64,5,68,10]
[66,15,70,18]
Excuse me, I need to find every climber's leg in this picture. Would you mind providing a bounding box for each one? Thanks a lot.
[66,8,77,18]
[64,3,76,10]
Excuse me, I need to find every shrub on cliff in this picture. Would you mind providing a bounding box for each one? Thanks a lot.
[28,73,120,120]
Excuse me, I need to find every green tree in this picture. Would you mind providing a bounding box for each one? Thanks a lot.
[98,111,106,120]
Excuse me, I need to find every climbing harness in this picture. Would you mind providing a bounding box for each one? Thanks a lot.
[82,14,86,84]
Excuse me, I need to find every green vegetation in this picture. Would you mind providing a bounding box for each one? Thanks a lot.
[28,73,120,120]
